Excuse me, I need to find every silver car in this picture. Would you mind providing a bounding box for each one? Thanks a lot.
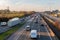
[25,25,31,31]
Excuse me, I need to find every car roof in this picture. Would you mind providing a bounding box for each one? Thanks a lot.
[31,30,37,33]
[26,25,30,27]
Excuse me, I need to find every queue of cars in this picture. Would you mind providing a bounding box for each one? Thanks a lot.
[25,15,43,39]
[25,15,39,39]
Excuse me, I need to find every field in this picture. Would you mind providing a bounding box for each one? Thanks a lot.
[0,11,34,19]
[0,13,24,19]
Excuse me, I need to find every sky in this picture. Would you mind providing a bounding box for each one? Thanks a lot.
[0,0,60,11]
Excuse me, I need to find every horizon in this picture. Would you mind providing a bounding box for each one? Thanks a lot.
[0,0,60,12]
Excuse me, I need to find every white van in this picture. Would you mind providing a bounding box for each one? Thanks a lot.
[30,30,37,38]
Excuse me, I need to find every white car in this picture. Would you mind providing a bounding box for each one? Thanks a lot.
[30,30,37,38]
[25,25,31,31]
[1,22,7,26]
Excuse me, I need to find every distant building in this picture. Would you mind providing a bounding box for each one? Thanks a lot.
[44,11,51,14]
[52,10,59,14]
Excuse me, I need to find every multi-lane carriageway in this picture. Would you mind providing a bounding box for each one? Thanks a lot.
[41,13,60,40]
[7,14,58,40]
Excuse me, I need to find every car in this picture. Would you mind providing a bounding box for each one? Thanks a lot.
[34,20,38,23]
[25,25,31,31]
[30,30,37,38]
[1,22,7,26]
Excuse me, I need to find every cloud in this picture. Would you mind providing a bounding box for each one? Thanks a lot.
[0,0,60,11]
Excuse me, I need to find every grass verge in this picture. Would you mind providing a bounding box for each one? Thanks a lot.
[0,22,25,40]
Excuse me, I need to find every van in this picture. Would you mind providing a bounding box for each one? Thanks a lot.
[30,30,37,38]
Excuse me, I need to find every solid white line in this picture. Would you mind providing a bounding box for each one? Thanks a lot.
[38,16,40,38]
[41,15,52,40]
[15,29,25,40]
[39,29,40,38]
[45,26,52,40]
[38,22,40,38]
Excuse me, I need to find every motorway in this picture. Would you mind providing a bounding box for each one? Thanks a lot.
[42,13,60,39]
[7,14,57,40]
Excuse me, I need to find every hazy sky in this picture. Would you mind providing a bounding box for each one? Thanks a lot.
[0,0,60,11]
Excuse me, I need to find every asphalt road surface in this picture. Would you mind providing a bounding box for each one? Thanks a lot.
[7,14,57,40]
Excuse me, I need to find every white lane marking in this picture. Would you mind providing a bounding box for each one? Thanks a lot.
[45,26,52,40]
[41,15,52,40]
[39,29,40,38]
[40,15,52,40]
[14,29,25,40]
[38,16,40,38]
[13,19,31,40]
[8,17,35,40]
